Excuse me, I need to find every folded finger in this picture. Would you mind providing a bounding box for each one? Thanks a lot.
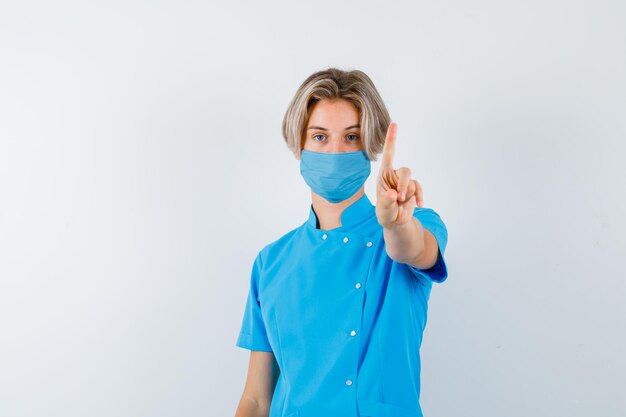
[415,179,424,207]
[403,179,416,202]
[396,167,412,201]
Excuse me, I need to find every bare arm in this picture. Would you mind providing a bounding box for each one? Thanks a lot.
[234,351,280,417]
[383,215,439,269]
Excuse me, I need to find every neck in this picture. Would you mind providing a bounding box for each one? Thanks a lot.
[311,187,365,230]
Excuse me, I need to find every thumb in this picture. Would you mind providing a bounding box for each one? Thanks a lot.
[378,187,398,210]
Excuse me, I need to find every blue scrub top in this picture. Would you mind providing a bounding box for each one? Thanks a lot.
[236,192,449,417]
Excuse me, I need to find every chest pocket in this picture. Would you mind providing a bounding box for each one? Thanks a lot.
[358,400,422,417]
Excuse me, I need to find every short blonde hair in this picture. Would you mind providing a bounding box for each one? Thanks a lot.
[281,67,391,161]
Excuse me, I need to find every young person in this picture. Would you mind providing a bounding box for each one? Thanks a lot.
[234,68,449,417]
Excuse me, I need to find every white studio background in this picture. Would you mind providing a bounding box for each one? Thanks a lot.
[1,1,625,416]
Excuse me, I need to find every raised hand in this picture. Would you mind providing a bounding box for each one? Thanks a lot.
[375,122,424,229]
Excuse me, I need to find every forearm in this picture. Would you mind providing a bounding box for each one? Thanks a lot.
[382,215,425,265]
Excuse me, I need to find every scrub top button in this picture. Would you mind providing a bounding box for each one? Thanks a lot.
[350,330,357,336]
[355,283,361,289]
[322,233,328,240]
[366,241,373,247]
[345,379,353,386]
[343,237,349,243]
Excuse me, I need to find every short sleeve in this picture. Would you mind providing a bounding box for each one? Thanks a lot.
[406,207,449,283]
[235,251,273,351]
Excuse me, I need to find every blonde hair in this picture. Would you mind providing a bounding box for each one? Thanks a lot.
[281,67,391,161]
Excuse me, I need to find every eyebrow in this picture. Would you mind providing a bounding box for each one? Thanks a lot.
[307,124,360,130]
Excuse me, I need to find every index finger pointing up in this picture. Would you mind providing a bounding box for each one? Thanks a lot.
[381,122,397,168]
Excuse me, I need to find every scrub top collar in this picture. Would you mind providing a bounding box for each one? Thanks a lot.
[307,192,375,231]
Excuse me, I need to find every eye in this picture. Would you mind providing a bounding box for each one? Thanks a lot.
[346,134,360,141]
[313,134,326,142]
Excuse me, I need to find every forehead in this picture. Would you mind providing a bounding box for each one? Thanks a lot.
[307,99,359,126]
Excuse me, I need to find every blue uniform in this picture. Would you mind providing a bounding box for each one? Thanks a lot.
[236,193,449,417]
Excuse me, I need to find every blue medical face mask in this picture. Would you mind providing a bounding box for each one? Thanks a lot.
[299,149,371,203]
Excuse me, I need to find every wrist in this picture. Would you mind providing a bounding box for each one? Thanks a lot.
[381,216,415,232]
